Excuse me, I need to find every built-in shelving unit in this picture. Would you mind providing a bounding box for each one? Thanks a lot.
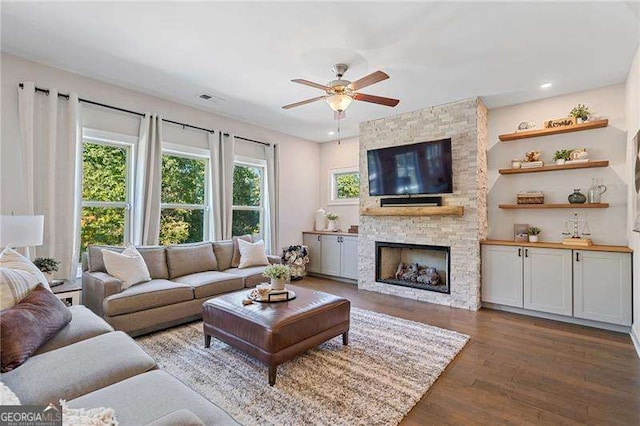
[498,203,609,209]
[361,206,464,217]
[498,160,609,175]
[498,119,608,142]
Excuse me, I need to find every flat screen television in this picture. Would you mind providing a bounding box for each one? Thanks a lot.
[367,138,453,196]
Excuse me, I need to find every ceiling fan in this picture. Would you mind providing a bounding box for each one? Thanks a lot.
[282,63,399,116]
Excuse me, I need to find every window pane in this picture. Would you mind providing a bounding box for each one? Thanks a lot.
[336,172,360,199]
[159,208,204,245]
[81,207,125,254]
[232,210,260,237]
[233,165,261,206]
[83,143,127,202]
[162,155,206,205]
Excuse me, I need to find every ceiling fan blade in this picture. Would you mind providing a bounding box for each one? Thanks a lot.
[353,93,399,107]
[291,79,330,91]
[282,96,326,109]
[348,71,389,91]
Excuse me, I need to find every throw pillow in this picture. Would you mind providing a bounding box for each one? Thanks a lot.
[101,245,151,290]
[0,247,50,291]
[231,234,253,267]
[0,284,72,372]
[60,400,117,425]
[0,267,43,310]
[237,239,269,269]
[0,382,21,405]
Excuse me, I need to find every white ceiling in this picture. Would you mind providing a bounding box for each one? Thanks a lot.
[2,2,639,142]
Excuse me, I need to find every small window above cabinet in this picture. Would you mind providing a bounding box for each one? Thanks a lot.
[329,167,360,205]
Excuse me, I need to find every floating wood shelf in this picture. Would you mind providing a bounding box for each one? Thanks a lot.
[361,206,464,217]
[498,160,609,175]
[498,119,608,142]
[481,240,632,253]
[498,203,609,209]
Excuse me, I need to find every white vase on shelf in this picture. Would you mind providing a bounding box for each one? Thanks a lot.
[270,277,286,291]
[528,235,539,243]
[327,220,336,232]
[315,207,326,231]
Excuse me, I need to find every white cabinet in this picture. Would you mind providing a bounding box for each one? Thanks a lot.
[481,245,523,307]
[303,233,322,273]
[321,235,342,276]
[340,236,358,280]
[523,247,573,316]
[573,251,632,326]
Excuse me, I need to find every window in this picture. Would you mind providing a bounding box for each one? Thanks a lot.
[232,158,265,238]
[160,147,209,245]
[329,167,360,205]
[81,130,135,254]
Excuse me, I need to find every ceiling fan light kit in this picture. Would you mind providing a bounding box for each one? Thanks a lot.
[326,94,353,112]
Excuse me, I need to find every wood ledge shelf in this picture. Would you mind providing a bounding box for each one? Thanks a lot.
[499,119,608,142]
[499,203,609,209]
[361,206,464,217]
[481,240,632,253]
[499,160,609,175]
[302,231,357,237]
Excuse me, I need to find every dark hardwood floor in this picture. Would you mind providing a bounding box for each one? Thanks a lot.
[298,276,640,425]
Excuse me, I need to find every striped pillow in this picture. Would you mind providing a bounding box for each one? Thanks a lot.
[0,267,42,310]
[0,247,50,291]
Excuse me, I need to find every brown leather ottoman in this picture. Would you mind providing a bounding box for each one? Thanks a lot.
[202,285,350,386]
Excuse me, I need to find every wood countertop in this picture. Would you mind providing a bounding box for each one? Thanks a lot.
[481,239,632,253]
[303,230,358,237]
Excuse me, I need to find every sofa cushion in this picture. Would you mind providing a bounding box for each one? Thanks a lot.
[146,409,205,426]
[88,245,169,280]
[0,285,72,372]
[87,245,122,272]
[166,243,217,279]
[173,271,244,299]
[68,371,238,426]
[104,279,193,317]
[102,245,151,289]
[1,331,157,405]
[213,240,234,271]
[34,305,114,355]
[224,266,268,288]
[230,235,253,268]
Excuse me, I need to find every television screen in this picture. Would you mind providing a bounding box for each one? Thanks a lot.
[367,139,453,196]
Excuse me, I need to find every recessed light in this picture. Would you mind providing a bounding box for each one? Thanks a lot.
[540,83,552,89]
[328,131,335,135]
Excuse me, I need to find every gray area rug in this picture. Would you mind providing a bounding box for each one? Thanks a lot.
[137,307,469,425]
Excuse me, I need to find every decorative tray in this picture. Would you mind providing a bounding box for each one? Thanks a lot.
[248,288,297,303]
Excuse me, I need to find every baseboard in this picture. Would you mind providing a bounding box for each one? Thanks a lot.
[631,324,640,358]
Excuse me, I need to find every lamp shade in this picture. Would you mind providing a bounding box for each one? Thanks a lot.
[326,94,353,112]
[0,215,44,247]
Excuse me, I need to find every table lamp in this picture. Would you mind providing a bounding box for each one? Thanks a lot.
[0,215,44,259]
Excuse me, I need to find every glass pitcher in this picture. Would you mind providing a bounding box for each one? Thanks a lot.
[587,178,607,204]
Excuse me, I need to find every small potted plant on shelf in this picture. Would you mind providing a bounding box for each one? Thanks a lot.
[33,257,60,283]
[569,104,591,123]
[262,264,291,291]
[553,149,572,165]
[527,226,542,243]
[325,212,340,232]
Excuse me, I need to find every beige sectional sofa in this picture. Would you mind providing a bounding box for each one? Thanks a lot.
[82,238,279,336]
[1,305,237,425]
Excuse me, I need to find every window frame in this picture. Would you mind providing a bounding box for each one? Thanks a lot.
[232,156,266,239]
[328,166,360,205]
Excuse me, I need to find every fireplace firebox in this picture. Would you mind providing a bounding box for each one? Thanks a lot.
[375,242,450,294]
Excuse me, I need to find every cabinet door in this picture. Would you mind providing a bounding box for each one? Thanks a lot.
[340,236,358,280]
[302,233,322,273]
[321,235,342,276]
[573,251,632,326]
[523,247,573,316]
[481,245,523,307]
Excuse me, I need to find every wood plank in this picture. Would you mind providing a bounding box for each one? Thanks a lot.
[360,206,464,216]
[302,230,358,237]
[498,119,609,141]
[498,203,608,209]
[481,239,632,253]
[499,160,609,175]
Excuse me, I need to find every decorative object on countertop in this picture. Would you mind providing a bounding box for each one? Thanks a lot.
[516,121,536,132]
[545,116,576,129]
[511,159,522,169]
[514,224,530,243]
[516,191,544,205]
[587,178,607,204]
[562,213,592,246]
[315,207,326,231]
[325,212,340,232]
[568,148,589,163]
[33,257,60,284]
[527,226,542,243]
[568,189,587,204]
[262,264,291,291]
[348,225,359,234]
[281,245,309,280]
[553,149,572,165]
[569,104,591,123]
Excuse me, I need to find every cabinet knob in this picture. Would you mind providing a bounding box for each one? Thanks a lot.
[524,249,529,257]
[317,235,321,242]
[518,248,522,257]
[576,252,580,262]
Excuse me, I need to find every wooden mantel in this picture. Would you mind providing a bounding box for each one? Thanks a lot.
[360,206,464,217]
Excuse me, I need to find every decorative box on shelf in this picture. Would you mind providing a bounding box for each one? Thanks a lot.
[516,191,544,205]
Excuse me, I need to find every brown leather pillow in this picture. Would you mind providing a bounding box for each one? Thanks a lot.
[231,235,253,268]
[0,284,72,372]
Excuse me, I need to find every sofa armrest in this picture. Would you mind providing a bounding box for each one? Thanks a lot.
[82,271,122,317]
[146,409,205,426]
[267,255,281,265]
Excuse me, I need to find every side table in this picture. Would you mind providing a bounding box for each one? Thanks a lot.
[51,280,82,306]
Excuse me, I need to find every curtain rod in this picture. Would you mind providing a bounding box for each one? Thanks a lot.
[19,83,271,147]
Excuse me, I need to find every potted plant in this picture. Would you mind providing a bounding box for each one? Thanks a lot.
[569,104,591,123]
[325,212,340,232]
[33,257,60,283]
[527,226,542,243]
[553,149,572,165]
[262,264,291,291]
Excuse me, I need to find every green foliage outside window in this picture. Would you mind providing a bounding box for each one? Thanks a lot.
[232,165,262,237]
[336,172,360,199]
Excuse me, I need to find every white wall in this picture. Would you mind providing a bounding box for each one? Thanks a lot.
[0,53,320,247]
[487,85,628,245]
[318,136,360,230]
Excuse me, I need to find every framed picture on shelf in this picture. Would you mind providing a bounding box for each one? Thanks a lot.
[514,224,529,242]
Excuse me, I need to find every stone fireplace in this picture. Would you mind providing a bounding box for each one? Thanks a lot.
[358,97,488,310]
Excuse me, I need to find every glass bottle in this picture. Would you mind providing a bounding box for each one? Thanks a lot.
[587,178,607,204]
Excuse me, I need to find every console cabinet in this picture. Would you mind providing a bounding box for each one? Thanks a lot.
[302,232,358,280]
[302,233,322,274]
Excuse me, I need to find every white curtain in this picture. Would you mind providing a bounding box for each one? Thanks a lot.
[209,132,235,240]
[134,114,163,245]
[17,82,82,280]
[264,144,279,254]
[207,132,221,240]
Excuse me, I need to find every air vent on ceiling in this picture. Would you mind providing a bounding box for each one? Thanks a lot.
[199,93,225,102]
